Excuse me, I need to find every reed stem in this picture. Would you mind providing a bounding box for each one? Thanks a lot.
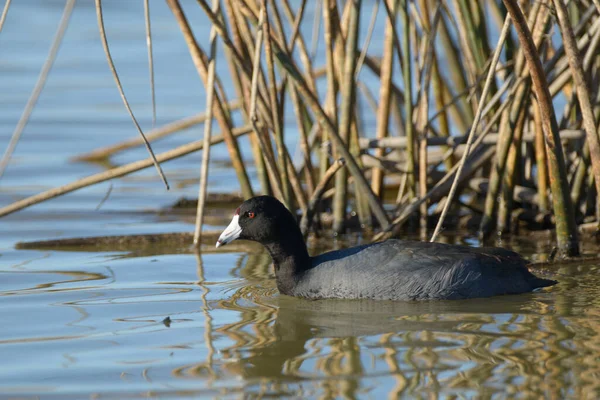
[502,0,579,257]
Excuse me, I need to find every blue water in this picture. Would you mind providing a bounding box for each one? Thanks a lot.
[1,1,600,399]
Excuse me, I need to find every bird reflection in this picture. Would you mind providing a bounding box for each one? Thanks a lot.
[190,248,600,398]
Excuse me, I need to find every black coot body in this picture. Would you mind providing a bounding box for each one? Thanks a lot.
[216,196,556,301]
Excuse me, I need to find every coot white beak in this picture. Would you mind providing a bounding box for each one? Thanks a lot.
[216,214,242,248]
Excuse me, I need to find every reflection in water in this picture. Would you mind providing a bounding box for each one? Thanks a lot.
[3,247,600,398]
[179,251,600,399]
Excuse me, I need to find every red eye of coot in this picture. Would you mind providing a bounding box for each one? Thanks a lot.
[248,212,255,219]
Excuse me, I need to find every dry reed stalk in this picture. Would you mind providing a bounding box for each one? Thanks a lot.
[399,0,416,201]
[0,0,11,34]
[284,155,308,212]
[263,6,311,214]
[221,0,270,195]
[262,0,291,207]
[479,83,530,237]
[426,66,501,128]
[273,39,390,229]
[286,0,307,50]
[279,0,317,92]
[167,0,254,199]
[571,143,591,208]
[391,91,514,222]
[288,87,316,193]
[502,0,579,256]
[350,116,372,228]
[333,0,362,233]
[208,7,288,142]
[193,0,220,247]
[547,18,600,96]
[533,99,549,212]
[360,55,406,118]
[277,1,316,194]
[448,0,480,89]
[340,2,373,231]
[354,0,380,79]
[247,3,285,201]
[196,0,273,130]
[300,158,346,237]
[430,60,453,168]
[0,0,75,181]
[371,0,397,198]
[320,0,339,181]
[143,0,156,127]
[497,104,527,233]
[456,0,486,72]
[95,0,169,189]
[435,5,472,127]
[374,146,497,241]
[554,0,600,226]
[431,14,512,243]
[358,129,583,149]
[414,4,441,236]
[73,101,241,162]
[479,6,550,237]
[0,125,252,218]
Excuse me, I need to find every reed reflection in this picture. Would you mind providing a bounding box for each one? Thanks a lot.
[180,250,600,398]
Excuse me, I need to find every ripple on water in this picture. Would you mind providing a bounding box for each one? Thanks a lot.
[3,242,600,399]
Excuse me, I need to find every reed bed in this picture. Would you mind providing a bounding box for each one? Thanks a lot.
[3,0,600,257]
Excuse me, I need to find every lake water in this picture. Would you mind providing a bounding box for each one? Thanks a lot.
[2,1,600,399]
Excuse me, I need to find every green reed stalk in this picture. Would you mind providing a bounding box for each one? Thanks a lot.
[554,0,600,221]
[455,0,485,72]
[502,0,579,257]
[479,83,530,237]
[479,6,551,237]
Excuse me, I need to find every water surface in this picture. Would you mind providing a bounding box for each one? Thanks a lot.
[1,2,600,399]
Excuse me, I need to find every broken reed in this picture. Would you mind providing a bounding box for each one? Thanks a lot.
[5,0,600,258]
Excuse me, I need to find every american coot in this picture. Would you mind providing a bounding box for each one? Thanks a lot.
[216,196,557,301]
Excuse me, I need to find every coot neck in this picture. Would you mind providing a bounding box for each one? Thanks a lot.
[262,227,310,295]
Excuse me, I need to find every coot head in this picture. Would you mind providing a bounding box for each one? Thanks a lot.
[216,196,298,247]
